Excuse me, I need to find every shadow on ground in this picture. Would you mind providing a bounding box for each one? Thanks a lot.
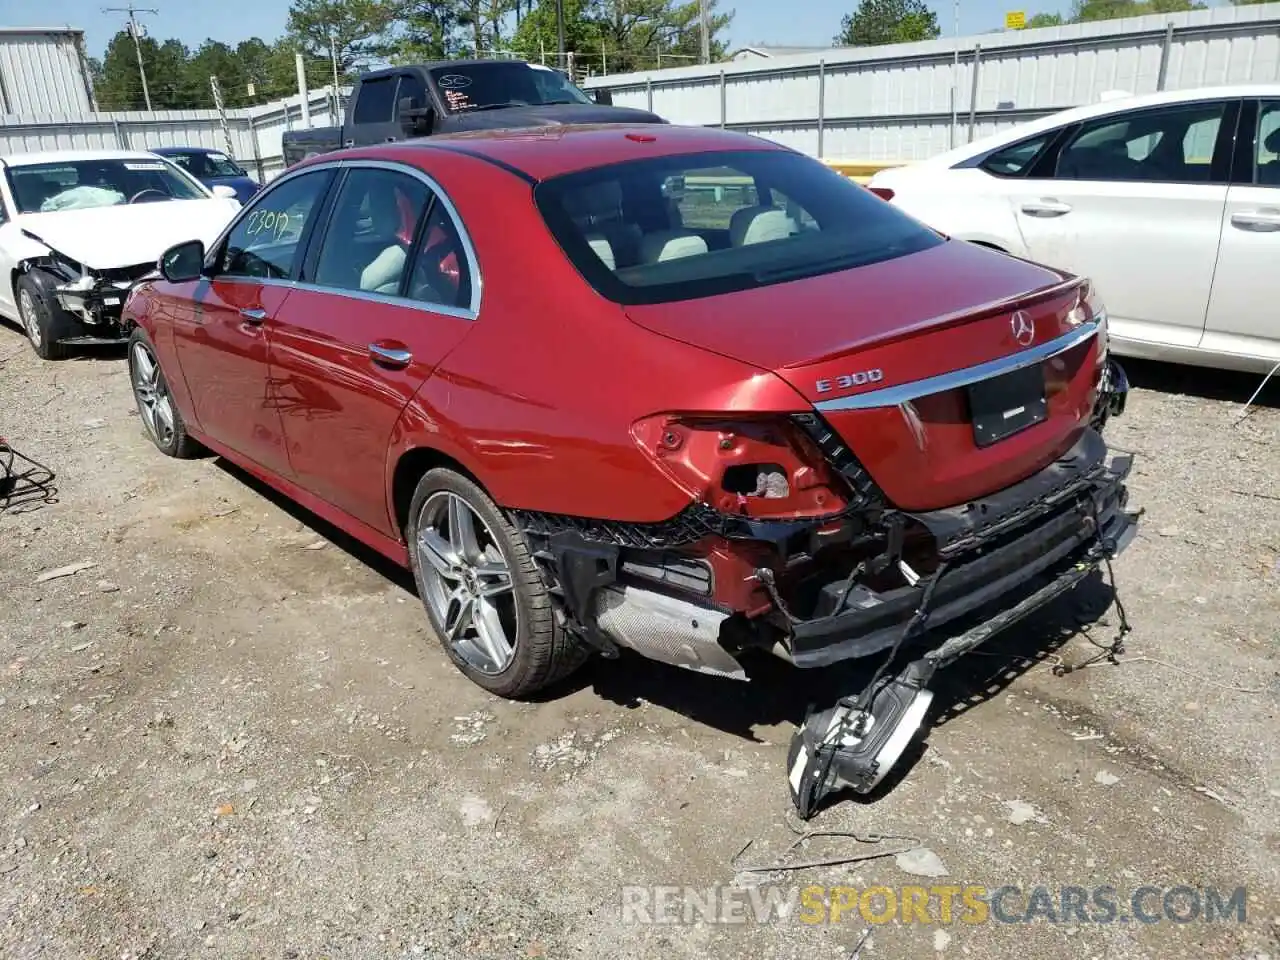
[212,447,1128,811]
[1121,356,1280,409]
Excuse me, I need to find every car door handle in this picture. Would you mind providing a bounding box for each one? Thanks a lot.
[239,307,268,324]
[369,341,412,369]
[1020,199,1073,217]
[1230,209,1280,232]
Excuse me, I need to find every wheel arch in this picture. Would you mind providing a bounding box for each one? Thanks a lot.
[389,444,486,540]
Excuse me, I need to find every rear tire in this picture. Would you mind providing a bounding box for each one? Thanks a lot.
[406,467,588,699]
[16,275,67,360]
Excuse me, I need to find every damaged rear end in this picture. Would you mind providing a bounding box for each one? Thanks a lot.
[527,144,1139,813]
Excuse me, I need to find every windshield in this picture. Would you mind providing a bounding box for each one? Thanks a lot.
[429,62,592,113]
[6,158,208,214]
[166,151,246,179]
[534,150,944,306]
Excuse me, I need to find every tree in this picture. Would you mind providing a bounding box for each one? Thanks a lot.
[286,0,396,73]
[834,0,940,47]
[1026,12,1065,26]
[1069,0,1203,19]
[512,0,600,63]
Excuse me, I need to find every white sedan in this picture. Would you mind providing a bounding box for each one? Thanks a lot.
[0,149,242,359]
[868,85,1280,374]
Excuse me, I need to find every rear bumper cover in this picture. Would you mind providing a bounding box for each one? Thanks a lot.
[787,428,1135,668]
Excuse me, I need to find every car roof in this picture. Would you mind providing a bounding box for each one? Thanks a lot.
[151,146,221,155]
[356,123,788,181]
[919,83,1280,168]
[1,148,172,168]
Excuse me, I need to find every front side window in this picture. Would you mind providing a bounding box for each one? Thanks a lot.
[535,149,943,306]
[429,62,591,113]
[1255,101,1280,187]
[312,168,431,296]
[1054,102,1226,183]
[218,169,332,280]
[5,158,207,213]
[353,76,397,123]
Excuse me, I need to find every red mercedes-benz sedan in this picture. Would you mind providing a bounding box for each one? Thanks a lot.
[123,124,1136,807]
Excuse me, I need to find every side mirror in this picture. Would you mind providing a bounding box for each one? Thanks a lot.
[399,97,435,137]
[159,239,206,283]
[211,184,238,199]
[592,88,613,106]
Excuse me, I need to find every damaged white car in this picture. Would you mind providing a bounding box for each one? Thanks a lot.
[0,149,242,359]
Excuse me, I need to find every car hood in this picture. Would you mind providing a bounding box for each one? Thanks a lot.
[18,198,241,269]
[450,103,665,130]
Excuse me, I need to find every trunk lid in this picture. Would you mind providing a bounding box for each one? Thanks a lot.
[625,240,1104,511]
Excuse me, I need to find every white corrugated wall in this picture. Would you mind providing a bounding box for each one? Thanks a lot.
[0,30,94,115]
[586,3,1280,161]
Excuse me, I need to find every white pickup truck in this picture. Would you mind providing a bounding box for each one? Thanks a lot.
[0,148,242,359]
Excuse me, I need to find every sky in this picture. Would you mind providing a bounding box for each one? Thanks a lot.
[3,0,1064,62]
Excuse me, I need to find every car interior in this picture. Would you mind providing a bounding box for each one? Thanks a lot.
[1054,110,1219,182]
[312,175,467,308]
[564,169,819,274]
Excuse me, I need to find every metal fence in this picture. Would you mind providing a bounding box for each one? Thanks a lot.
[582,3,1280,161]
[2,4,1278,176]
[0,88,341,182]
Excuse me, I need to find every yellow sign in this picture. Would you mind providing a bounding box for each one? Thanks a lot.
[1006,10,1026,28]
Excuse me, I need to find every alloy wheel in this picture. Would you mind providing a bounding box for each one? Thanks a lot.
[131,341,176,448]
[17,288,41,349]
[415,491,518,675]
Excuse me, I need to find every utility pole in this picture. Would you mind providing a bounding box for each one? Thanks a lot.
[949,0,960,148]
[328,27,342,121]
[699,0,710,65]
[104,4,157,111]
[555,0,565,68]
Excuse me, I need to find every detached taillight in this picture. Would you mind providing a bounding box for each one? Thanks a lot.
[868,186,895,201]
[631,414,848,520]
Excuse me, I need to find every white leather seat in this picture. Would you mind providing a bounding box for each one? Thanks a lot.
[360,245,408,294]
[586,233,616,270]
[730,206,793,246]
[640,230,708,264]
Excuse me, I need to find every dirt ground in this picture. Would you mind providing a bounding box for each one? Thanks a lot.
[1,325,1277,960]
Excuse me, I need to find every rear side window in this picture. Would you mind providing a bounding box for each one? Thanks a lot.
[534,150,943,306]
[1255,101,1280,187]
[980,133,1052,176]
[353,77,396,123]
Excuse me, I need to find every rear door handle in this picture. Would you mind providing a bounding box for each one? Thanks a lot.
[239,307,268,324]
[1020,199,1073,218]
[1230,209,1280,232]
[369,341,412,369]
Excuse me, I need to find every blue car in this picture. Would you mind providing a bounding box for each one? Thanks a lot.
[151,146,260,204]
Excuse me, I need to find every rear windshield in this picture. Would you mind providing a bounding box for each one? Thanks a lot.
[534,149,943,305]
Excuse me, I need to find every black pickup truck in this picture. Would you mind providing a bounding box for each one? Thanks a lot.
[281,59,663,167]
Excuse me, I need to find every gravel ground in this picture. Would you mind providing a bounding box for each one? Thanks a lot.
[0,327,1277,960]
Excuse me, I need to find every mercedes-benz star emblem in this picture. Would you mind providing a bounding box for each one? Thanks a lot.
[1010,311,1035,347]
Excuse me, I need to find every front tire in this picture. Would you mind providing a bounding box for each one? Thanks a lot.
[128,326,198,458]
[16,275,67,360]
[406,468,588,699]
